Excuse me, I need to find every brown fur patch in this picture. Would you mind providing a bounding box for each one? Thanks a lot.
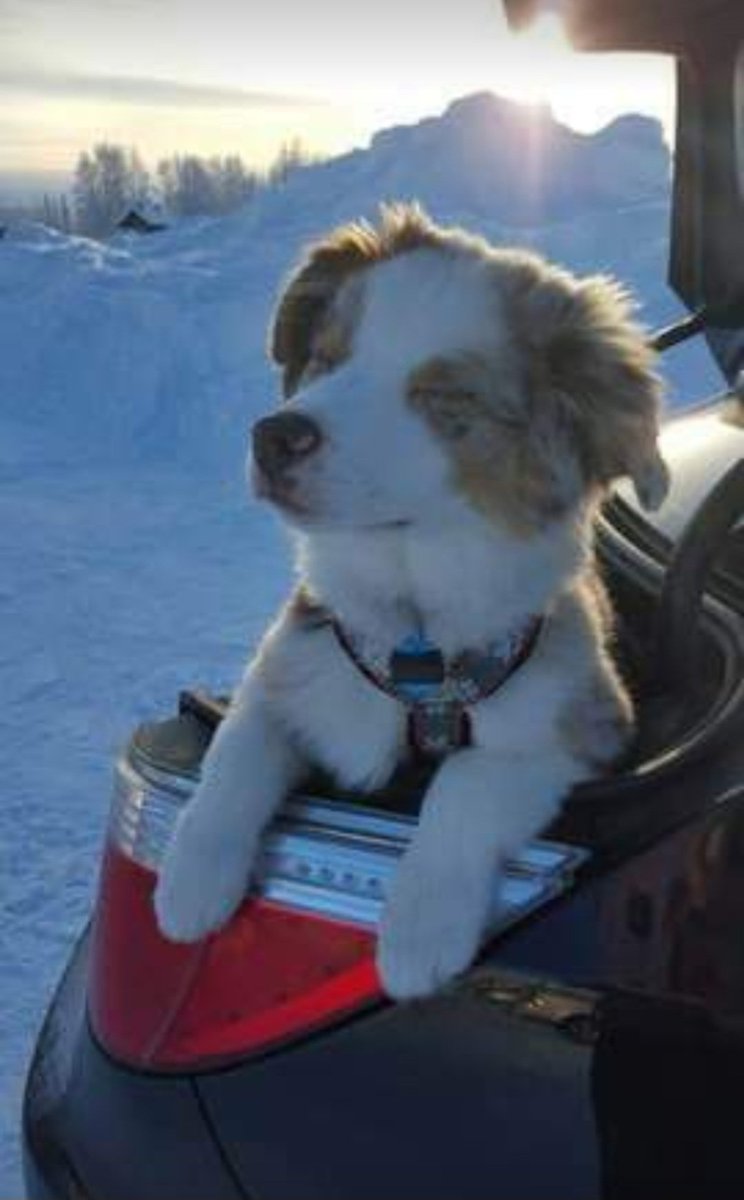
[270,204,470,397]
[298,276,364,387]
[311,315,353,370]
[501,254,667,507]
[408,355,499,441]
[287,585,331,631]
[452,435,582,535]
[408,351,586,535]
[403,244,666,531]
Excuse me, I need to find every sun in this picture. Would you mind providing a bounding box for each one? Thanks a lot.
[499,14,577,108]
[497,12,674,138]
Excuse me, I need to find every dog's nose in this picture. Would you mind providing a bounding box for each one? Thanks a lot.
[252,412,323,478]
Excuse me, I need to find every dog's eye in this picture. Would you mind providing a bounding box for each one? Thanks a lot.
[434,404,472,440]
[411,387,479,441]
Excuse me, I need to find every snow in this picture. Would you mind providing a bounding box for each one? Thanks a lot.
[0,91,723,1193]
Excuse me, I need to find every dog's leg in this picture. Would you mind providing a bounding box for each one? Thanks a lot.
[377,746,581,1000]
[154,674,305,942]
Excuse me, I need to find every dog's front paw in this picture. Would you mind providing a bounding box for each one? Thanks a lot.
[154,810,254,943]
[376,856,491,1001]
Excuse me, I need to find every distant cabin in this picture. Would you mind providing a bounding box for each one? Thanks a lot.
[117,209,167,235]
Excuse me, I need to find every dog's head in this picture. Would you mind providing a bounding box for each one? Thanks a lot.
[252,204,668,535]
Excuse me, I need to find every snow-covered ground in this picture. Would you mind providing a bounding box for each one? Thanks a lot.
[0,92,723,1194]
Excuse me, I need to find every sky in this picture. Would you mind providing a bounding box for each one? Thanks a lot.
[0,0,675,197]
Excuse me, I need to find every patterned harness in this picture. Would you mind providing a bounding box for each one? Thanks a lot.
[328,608,544,759]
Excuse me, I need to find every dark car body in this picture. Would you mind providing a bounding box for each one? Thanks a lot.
[23,3,744,1197]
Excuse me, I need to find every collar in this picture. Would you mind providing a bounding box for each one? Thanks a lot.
[330,612,544,759]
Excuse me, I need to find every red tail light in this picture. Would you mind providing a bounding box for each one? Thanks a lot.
[89,845,380,1068]
[88,745,387,1069]
[89,717,587,1070]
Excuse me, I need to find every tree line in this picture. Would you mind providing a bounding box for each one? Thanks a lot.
[2,138,318,239]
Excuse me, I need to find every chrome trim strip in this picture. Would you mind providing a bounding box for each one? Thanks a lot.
[111,752,588,931]
[258,868,570,933]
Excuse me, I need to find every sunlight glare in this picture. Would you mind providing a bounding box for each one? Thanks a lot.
[500,14,577,109]
[499,12,674,138]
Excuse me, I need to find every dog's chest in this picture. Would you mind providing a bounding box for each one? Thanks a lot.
[263,598,550,792]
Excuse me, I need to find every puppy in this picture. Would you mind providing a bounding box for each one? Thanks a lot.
[155,204,667,999]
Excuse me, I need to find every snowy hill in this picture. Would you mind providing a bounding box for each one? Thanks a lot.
[0,91,720,478]
[304,92,669,226]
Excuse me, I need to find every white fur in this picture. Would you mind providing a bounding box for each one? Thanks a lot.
[155,237,632,998]
[154,674,305,941]
[378,748,581,996]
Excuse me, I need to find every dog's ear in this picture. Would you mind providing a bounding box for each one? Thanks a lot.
[269,223,379,398]
[515,263,669,511]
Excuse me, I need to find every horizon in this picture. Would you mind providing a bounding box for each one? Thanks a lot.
[1,0,674,204]
[0,88,670,205]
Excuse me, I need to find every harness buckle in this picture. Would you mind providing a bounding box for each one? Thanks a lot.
[408,700,471,757]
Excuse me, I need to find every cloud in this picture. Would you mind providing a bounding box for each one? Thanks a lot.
[0,65,328,110]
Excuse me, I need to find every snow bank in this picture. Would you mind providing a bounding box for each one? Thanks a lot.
[0,92,720,477]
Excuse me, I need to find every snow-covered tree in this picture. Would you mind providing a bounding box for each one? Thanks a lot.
[177,155,219,215]
[40,193,73,232]
[157,155,211,216]
[216,155,258,213]
[156,142,317,219]
[157,153,259,217]
[267,137,315,186]
[73,144,152,237]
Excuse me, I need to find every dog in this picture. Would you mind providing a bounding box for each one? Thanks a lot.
[154,204,668,999]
